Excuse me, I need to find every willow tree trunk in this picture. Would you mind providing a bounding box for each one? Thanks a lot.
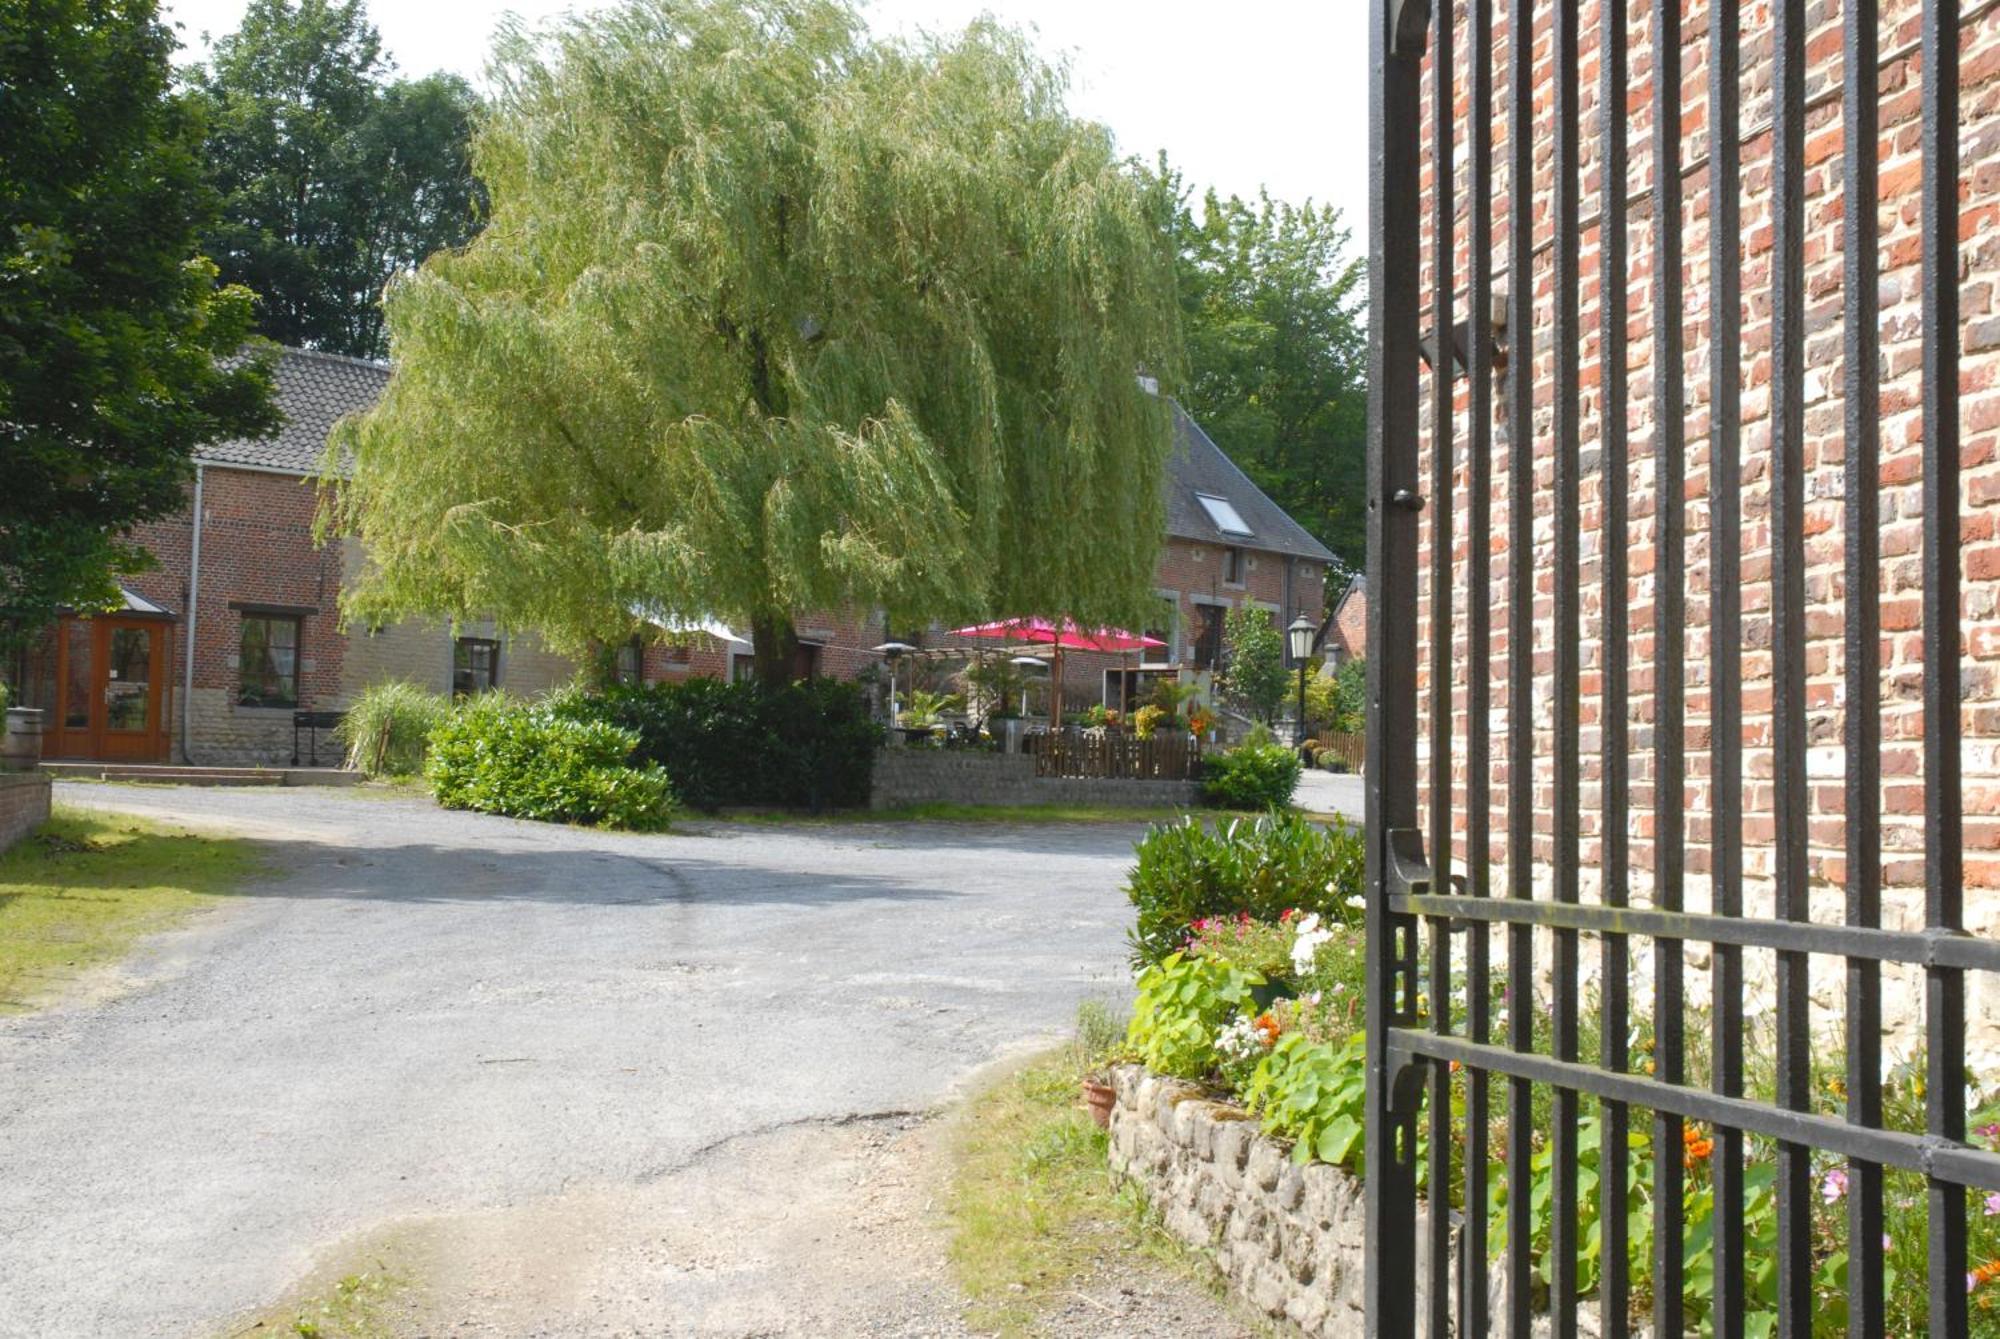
[749,613,801,688]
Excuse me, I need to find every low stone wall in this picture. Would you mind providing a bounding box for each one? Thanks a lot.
[1107,1064,1391,1334]
[0,772,52,855]
[869,748,1200,811]
[1108,1065,1611,1338]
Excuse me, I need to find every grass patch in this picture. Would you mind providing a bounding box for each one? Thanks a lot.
[0,805,259,1012]
[947,1003,1238,1337]
[221,1264,410,1339]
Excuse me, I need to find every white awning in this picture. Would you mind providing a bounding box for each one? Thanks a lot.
[118,587,174,616]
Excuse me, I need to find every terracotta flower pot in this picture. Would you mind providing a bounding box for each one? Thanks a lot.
[1082,1078,1117,1130]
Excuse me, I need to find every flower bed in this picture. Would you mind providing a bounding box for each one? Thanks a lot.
[1111,817,2000,1334]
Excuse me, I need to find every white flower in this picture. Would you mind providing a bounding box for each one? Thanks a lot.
[1291,913,1336,976]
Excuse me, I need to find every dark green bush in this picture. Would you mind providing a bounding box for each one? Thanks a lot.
[1124,812,1363,967]
[551,677,881,811]
[426,695,674,829]
[1200,740,1302,810]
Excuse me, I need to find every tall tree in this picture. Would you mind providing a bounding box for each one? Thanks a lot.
[1155,163,1368,574]
[190,0,483,357]
[323,0,1181,685]
[0,0,279,654]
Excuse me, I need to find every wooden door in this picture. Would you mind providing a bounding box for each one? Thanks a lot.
[50,617,170,762]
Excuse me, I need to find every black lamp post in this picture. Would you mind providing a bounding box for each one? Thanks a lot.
[1287,614,1315,750]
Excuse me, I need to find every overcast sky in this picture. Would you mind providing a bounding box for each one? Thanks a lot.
[158,0,1371,242]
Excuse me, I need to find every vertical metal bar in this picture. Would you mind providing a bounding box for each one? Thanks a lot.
[1706,2,1746,1335]
[1649,0,1686,1330]
[1426,6,1456,1333]
[1596,0,1631,1331]
[1504,0,1535,1330]
[1770,1,1813,1331]
[1461,0,1495,1331]
[1366,1,1426,1333]
[1920,0,1967,1328]
[1841,2,1886,1332]
[1549,0,1581,1335]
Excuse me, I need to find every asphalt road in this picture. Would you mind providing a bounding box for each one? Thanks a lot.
[0,786,1149,1339]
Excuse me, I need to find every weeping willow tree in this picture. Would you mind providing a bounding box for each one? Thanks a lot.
[321,0,1181,683]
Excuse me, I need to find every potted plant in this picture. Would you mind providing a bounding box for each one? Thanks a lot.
[896,689,956,745]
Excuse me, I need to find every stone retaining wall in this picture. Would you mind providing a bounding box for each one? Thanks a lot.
[0,772,51,855]
[869,749,1199,811]
[1107,1064,1610,1338]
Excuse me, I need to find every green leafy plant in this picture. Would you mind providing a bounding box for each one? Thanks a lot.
[899,689,958,729]
[337,680,451,777]
[1200,740,1302,810]
[1218,605,1288,723]
[426,695,674,829]
[1243,1031,1368,1168]
[1125,951,1262,1079]
[1124,812,1362,967]
[1131,703,1171,738]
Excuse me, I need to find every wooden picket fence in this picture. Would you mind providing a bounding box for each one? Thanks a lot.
[1030,727,1203,781]
[1311,730,1365,773]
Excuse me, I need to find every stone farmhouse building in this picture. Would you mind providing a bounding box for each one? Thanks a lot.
[10,349,1339,766]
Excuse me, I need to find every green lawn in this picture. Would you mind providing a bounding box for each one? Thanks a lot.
[0,805,259,1012]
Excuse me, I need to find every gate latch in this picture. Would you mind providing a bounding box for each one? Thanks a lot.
[1381,828,1433,1113]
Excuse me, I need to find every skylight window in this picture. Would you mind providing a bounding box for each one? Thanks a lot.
[1196,493,1253,538]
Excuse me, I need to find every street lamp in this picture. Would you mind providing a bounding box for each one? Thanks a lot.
[1287,614,1316,750]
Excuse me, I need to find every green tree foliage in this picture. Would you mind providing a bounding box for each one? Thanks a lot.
[321,0,1181,685]
[1154,161,1367,574]
[190,0,484,357]
[0,0,279,653]
[1304,654,1365,735]
[1220,605,1288,724]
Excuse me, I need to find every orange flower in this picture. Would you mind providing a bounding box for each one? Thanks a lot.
[1683,1137,1714,1169]
[1973,1260,2000,1292]
[1253,1012,1282,1046]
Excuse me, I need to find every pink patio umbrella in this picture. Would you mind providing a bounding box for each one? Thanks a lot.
[944,617,1166,725]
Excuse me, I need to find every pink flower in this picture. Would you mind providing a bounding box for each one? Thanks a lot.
[1985,1191,2000,1218]
[1979,1122,2000,1145]
[1821,1170,1848,1203]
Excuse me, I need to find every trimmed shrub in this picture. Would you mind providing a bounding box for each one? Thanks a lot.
[552,677,880,812]
[427,695,674,829]
[338,680,451,777]
[1200,741,1301,810]
[1124,812,1363,966]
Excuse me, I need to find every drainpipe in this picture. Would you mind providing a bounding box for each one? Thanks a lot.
[180,462,204,764]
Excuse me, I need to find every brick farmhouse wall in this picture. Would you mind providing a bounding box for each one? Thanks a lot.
[1411,0,2000,1046]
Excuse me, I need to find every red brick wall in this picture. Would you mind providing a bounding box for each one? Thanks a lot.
[140,467,347,705]
[1410,0,2000,1025]
[1331,584,1368,663]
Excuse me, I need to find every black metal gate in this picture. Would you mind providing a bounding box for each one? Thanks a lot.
[1365,0,2000,1335]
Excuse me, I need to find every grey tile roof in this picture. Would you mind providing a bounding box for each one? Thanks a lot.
[196,347,388,476]
[1162,400,1337,564]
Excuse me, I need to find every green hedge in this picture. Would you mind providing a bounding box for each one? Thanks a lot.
[551,677,881,812]
[426,695,675,829]
[1200,741,1302,810]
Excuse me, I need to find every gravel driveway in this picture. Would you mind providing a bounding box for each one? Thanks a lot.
[0,785,1151,1339]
